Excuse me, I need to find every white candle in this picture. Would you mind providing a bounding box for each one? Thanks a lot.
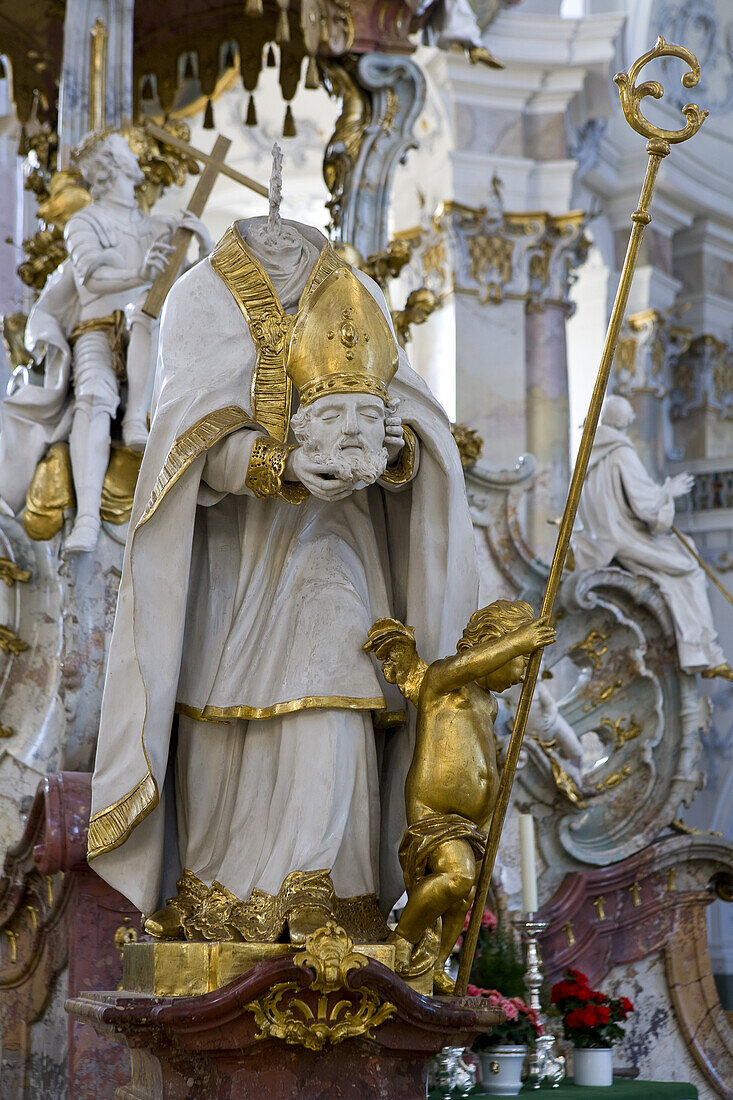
[518,813,539,914]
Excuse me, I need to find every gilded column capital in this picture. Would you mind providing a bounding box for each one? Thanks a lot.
[670,333,733,421]
[434,200,589,312]
[612,308,692,400]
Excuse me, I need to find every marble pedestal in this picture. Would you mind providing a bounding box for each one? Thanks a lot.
[66,953,503,1100]
[0,771,142,1099]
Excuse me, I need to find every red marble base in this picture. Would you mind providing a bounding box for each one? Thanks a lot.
[0,772,141,1099]
[67,954,502,1100]
[537,833,733,1097]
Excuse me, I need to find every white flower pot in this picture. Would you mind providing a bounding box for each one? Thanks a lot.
[478,1045,526,1096]
[574,1046,613,1086]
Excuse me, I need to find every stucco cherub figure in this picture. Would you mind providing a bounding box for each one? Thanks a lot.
[365,600,555,993]
[0,130,212,553]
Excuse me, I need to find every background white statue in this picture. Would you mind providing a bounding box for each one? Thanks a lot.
[574,394,733,680]
[0,131,212,553]
[406,0,503,66]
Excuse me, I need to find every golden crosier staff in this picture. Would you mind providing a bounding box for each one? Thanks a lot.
[455,37,708,997]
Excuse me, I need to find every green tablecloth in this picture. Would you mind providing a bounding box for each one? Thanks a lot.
[517,1080,698,1098]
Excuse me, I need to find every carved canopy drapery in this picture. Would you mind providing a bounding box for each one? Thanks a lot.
[0,0,425,132]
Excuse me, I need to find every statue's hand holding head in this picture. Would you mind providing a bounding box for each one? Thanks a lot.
[286,267,401,501]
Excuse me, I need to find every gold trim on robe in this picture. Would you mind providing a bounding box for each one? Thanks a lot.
[88,771,158,860]
[210,225,344,442]
[176,695,387,723]
[138,406,255,529]
[380,425,417,487]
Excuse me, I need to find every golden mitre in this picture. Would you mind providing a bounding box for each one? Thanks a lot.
[287,266,399,406]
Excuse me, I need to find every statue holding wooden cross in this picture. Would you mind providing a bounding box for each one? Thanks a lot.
[0,124,266,553]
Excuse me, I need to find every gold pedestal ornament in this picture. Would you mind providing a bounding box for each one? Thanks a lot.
[123,937,395,998]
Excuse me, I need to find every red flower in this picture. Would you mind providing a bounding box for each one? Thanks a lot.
[619,997,634,1017]
[565,1009,586,1029]
[568,968,589,984]
[551,978,594,1003]
[551,979,576,1003]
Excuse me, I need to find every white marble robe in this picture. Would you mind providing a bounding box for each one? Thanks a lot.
[89,219,479,916]
[574,425,725,672]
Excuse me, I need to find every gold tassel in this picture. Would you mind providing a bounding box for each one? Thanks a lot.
[283,104,296,138]
[245,0,263,15]
[245,94,257,126]
[276,1,290,43]
[305,54,320,90]
[203,97,215,129]
[266,44,277,68]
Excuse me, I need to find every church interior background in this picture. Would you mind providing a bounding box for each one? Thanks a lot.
[1,0,733,1096]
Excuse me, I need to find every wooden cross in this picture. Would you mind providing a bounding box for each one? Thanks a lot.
[142,121,269,319]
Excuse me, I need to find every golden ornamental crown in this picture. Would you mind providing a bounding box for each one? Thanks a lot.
[287,266,399,406]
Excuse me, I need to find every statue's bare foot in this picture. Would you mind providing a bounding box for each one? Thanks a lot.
[432,968,456,995]
[64,514,100,554]
[122,417,149,452]
[701,663,733,682]
[144,903,184,939]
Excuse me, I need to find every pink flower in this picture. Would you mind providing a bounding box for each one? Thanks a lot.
[461,907,498,933]
[502,999,520,1021]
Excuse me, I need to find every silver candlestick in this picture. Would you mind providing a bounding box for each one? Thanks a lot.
[513,915,565,1089]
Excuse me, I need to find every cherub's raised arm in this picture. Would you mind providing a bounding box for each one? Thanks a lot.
[426,618,555,694]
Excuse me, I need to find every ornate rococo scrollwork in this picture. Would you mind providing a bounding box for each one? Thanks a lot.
[322,53,426,259]
[613,307,692,398]
[614,35,708,145]
[465,457,708,882]
[244,921,396,1050]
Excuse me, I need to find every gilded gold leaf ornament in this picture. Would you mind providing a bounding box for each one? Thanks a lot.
[245,922,395,1050]
[451,424,484,469]
[0,625,29,656]
[0,559,31,586]
[100,445,144,524]
[569,628,608,670]
[595,764,632,792]
[599,715,642,748]
[147,869,388,945]
[392,288,440,348]
[614,37,708,147]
